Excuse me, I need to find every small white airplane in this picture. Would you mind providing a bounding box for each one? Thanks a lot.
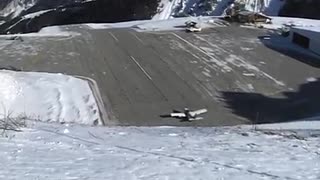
[169,108,208,121]
[185,21,202,32]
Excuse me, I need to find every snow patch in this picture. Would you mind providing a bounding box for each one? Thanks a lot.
[0,70,101,125]
[306,77,317,82]
[22,9,52,19]
[242,72,255,77]
[240,47,254,51]
[247,83,254,90]
[0,26,78,37]
[63,129,70,134]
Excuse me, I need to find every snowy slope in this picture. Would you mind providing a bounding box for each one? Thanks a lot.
[0,0,90,19]
[0,70,101,125]
[152,0,234,20]
[237,0,285,15]
[153,0,177,20]
[0,0,37,18]
[152,0,286,20]
[0,122,319,179]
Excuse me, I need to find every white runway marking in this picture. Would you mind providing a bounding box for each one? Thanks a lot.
[130,56,152,80]
[108,32,119,42]
[131,32,145,45]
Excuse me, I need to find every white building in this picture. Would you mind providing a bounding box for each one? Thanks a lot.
[290,26,320,55]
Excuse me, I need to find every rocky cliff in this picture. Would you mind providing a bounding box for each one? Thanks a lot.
[0,0,159,34]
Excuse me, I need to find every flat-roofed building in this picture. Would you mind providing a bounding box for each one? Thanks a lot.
[290,26,320,55]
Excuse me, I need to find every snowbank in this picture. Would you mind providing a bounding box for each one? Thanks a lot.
[0,26,78,37]
[37,26,78,36]
[0,122,319,179]
[22,9,53,19]
[262,16,320,30]
[0,70,101,125]
[86,16,226,32]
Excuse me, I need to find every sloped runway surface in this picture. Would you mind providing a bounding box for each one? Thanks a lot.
[0,26,319,126]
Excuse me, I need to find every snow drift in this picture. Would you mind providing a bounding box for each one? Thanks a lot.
[0,70,101,125]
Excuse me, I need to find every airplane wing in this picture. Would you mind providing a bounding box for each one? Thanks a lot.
[190,108,207,117]
[170,113,186,118]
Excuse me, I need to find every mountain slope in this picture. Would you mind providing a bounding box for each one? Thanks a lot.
[0,0,320,34]
[0,0,37,18]
[0,0,160,34]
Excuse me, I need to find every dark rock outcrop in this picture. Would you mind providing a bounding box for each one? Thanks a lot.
[0,0,159,34]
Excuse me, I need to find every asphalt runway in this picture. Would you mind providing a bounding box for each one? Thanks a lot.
[0,25,319,126]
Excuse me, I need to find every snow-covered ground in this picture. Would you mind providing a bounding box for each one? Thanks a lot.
[265,16,320,30]
[0,26,78,37]
[0,70,101,125]
[0,121,319,179]
[86,16,227,32]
